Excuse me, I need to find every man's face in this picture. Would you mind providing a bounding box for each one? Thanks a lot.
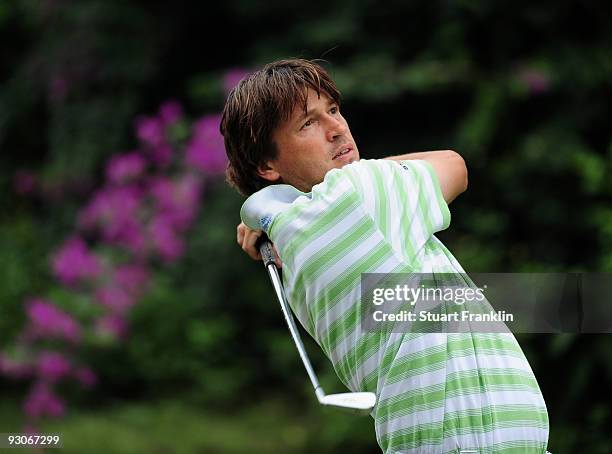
[259,88,360,192]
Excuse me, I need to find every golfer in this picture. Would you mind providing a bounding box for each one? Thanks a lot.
[221,59,550,453]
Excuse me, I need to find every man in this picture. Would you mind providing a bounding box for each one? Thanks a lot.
[221,59,550,453]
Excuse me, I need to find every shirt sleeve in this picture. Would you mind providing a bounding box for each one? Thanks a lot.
[240,184,307,234]
[397,159,451,235]
[342,159,451,257]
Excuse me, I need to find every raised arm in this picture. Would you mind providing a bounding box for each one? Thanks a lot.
[237,150,467,262]
[384,150,468,204]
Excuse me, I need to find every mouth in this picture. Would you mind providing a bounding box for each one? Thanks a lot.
[332,145,353,160]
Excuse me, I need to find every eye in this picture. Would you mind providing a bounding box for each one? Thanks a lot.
[301,119,313,129]
[330,106,339,114]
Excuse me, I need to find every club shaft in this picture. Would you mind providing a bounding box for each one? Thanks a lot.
[261,241,323,397]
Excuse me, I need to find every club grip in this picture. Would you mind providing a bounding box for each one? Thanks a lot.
[257,234,277,267]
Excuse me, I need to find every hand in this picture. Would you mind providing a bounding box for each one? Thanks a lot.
[236,222,282,268]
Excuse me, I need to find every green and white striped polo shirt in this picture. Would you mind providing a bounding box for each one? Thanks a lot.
[241,159,549,454]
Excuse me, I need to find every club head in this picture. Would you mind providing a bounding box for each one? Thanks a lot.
[318,392,377,415]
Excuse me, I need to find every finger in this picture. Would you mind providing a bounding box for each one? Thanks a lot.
[237,222,260,260]
[237,223,245,245]
[243,229,263,260]
[240,232,256,259]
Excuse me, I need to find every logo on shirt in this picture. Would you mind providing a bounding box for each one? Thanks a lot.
[260,215,272,230]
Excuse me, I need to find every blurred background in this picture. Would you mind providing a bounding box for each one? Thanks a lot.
[1,0,611,452]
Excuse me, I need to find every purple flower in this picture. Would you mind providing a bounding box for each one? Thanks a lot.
[136,116,165,147]
[23,381,65,419]
[175,172,203,206]
[149,144,173,168]
[148,176,174,207]
[112,220,147,256]
[106,152,147,184]
[114,264,150,297]
[95,286,134,314]
[518,68,550,94]
[73,367,97,389]
[51,237,101,286]
[79,186,142,229]
[169,173,202,230]
[37,351,71,383]
[185,115,227,174]
[223,68,251,94]
[148,215,184,263]
[78,186,146,255]
[158,100,183,126]
[25,299,82,344]
[148,174,202,231]
[13,170,37,195]
[95,314,128,340]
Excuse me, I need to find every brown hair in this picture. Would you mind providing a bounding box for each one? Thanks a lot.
[220,58,341,196]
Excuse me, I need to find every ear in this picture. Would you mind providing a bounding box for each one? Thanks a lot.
[257,161,281,182]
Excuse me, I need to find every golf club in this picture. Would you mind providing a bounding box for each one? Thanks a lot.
[258,237,377,415]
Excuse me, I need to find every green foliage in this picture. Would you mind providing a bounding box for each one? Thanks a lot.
[0,213,57,345]
[0,396,377,453]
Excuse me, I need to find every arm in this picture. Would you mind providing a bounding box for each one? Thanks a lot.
[384,150,468,204]
[238,150,467,262]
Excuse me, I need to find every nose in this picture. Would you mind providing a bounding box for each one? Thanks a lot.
[325,115,347,142]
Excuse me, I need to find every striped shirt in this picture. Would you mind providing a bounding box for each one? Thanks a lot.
[241,159,549,453]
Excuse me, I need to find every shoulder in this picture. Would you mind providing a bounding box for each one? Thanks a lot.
[328,158,399,183]
[329,159,411,194]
